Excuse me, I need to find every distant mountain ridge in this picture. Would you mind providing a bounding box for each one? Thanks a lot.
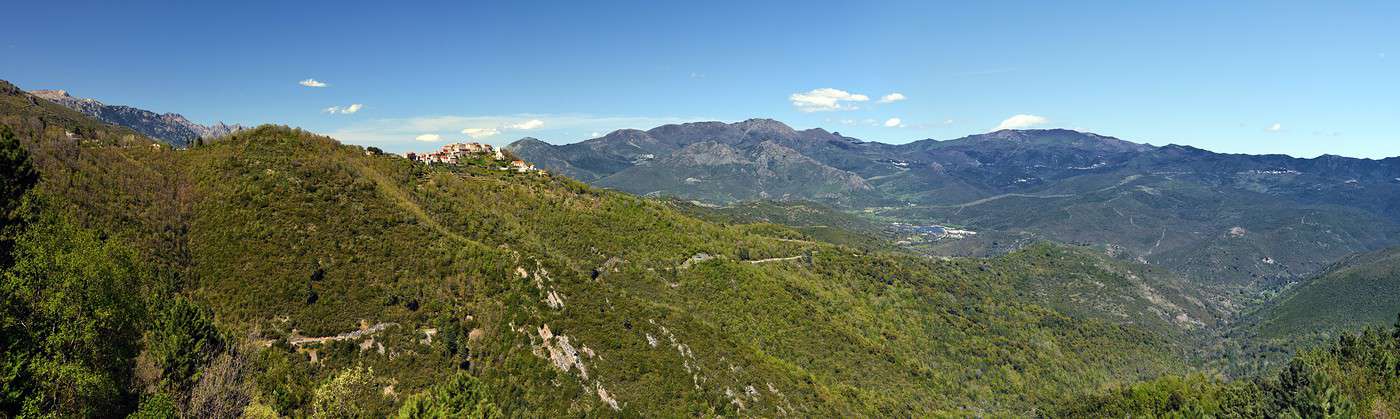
[30,89,245,147]
[509,119,1397,205]
[510,119,1400,287]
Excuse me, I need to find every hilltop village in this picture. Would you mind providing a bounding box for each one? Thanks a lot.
[405,141,542,173]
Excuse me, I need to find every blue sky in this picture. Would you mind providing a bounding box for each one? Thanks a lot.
[4,1,1397,158]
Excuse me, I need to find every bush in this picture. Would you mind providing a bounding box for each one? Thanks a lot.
[311,365,384,418]
[396,372,502,419]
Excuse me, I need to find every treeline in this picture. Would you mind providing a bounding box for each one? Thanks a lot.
[1052,316,1400,417]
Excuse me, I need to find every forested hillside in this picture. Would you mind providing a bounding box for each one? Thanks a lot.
[1056,321,1400,418]
[1,80,1206,416]
[1195,246,1400,377]
[1259,247,1400,341]
[513,121,1400,290]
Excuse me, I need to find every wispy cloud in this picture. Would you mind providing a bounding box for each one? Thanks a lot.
[883,117,904,128]
[460,127,500,138]
[790,88,869,112]
[323,104,363,114]
[995,114,1050,130]
[507,119,545,130]
[299,78,328,88]
[415,134,442,142]
[878,93,906,104]
[1267,123,1282,132]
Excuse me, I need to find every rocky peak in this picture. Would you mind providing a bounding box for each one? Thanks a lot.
[641,122,744,148]
[751,140,808,163]
[956,129,1150,154]
[734,118,797,138]
[24,86,245,147]
[30,89,70,99]
[508,137,550,148]
[0,80,22,96]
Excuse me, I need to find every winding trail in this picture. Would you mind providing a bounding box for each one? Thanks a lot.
[747,255,805,264]
[289,322,398,346]
[878,175,1144,214]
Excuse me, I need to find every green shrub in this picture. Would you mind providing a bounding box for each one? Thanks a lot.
[396,372,502,419]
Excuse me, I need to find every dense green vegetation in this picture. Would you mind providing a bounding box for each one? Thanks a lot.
[1192,245,1400,377]
[1,81,1205,416]
[1259,247,1400,341]
[1054,318,1400,417]
[668,199,897,251]
[4,79,1400,417]
[1,127,144,416]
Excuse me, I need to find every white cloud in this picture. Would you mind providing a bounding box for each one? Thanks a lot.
[460,127,500,138]
[323,103,363,114]
[590,132,602,138]
[299,78,328,88]
[883,117,904,128]
[994,114,1050,130]
[415,134,442,142]
[507,119,545,130]
[878,93,906,103]
[789,88,870,112]
[1267,123,1282,132]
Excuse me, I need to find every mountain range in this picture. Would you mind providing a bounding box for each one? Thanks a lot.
[511,120,1400,290]
[1,79,1208,416]
[6,78,1400,416]
[29,89,244,147]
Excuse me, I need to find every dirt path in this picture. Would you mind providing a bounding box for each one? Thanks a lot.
[885,175,1143,214]
[747,255,805,264]
[913,193,1078,211]
[770,238,816,244]
[290,322,398,346]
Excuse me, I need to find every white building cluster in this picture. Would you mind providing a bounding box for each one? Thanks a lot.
[405,142,544,174]
[407,142,506,164]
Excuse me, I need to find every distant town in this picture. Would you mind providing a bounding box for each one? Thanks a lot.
[404,142,542,173]
[889,222,977,245]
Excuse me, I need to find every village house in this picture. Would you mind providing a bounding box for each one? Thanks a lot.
[406,141,504,165]
[506,159,538,173]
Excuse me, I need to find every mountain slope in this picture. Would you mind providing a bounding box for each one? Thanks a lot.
[29,88,244,147]
[1257,246,1400,341]
[0,80,1204,416]
[174,127,1196,416]
[670,199,898,251]
[595,140,875,203]
[512,121,1400,288]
